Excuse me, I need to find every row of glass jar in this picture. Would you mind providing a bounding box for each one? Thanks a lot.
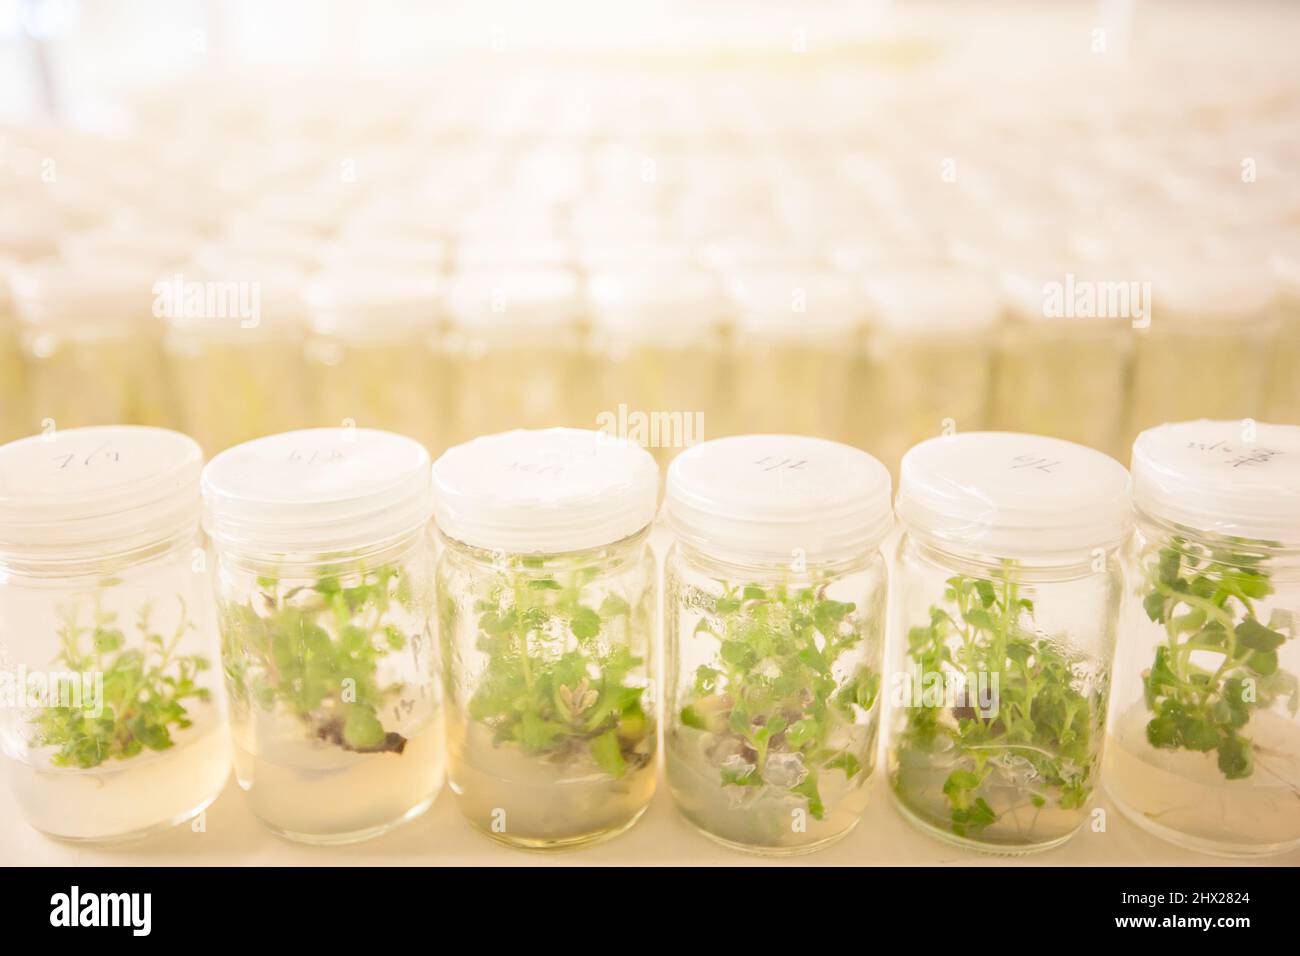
[0,420,1296,857]
[2,258,1298,470]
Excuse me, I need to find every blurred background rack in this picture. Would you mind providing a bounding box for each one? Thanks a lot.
[0,0,1297,476]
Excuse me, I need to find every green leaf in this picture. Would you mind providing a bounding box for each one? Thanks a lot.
[1236,617,1286,653]
[343,706,386,750]
[588,730,627,778]
[570,606,602,641]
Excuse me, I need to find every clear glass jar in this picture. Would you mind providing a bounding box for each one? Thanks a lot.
[203,427,443,844]
[663,435,893,854]
[888,432,1131,853]
[0,426,229,842]
[432,428,659,849]
[1105,420,1300,857]
[588,268,729,467]
[163,258,310,455]
[992,266,1134,461]
[10,262,175,430]
[445,270,596,444]
[1269,259,1300,423]
[0,264,29,443]
[1127,263,1279,447]
[303,271,453,456]
[727,271,860,442]
[858,271,999,476]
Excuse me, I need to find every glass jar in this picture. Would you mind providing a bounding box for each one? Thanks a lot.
[588,267,730,467]
[992,264,1134,462]
[1105,420,1300,857]
[10,261,175,430]
[0,426,229,842]
[303,271,453,457]
[664,435,893,855]
[202,427,443,844]
[858,270,999,477]
[1269,255,1300,424]
[433,428,659,849]
[163,256,311,455]
[726,270,861,442]
[1127,262,1279,449]
[444,269,595,443]
[888,432,1131,853]
[0,259,29,443]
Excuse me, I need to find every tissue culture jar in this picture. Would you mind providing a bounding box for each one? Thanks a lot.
[867,331,993,471]
[446,271,598,443]
[12,265,175,430]
[991,315,1132,461]
[1126,270,1278,447]
[663,435,893,854]
[588,269,731,466]
[1105,421,1300,856]
[204,428,443,844]
[0,427,229,842]
[164,284,310,455]
[304,274,453,455]
[666,550,886,854]
[888,433,1130,854]
[728,273,860,441]
[433,429,660,849]
[0,317,28,442]
[306,332,447,452]
[168,331,308,455]
[438,535,657,848]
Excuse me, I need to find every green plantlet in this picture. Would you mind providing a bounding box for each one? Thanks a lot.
[1140,540,1299,781]
[466,561,651,776]
[678,580,879,821]
[221,564,414,754]
[896,571,1099,838]
[31,596,211,770]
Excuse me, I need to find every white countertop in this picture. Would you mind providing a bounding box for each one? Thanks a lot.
[5,768,1295,867]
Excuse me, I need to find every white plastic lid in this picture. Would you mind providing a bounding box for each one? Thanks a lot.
[431,428,659,554]
[665,434,892,566]
[1141,256,1277,322]
[303,269,441,339]
[0,426,202,561]
[10,259,163,329]
[1132,420,1300,544]
[588,269,725,347]
[897,432,1132,561]
[865,269,1002,335]
[202,428,433,555]
[728,271,865,343]
[443,269,581,335]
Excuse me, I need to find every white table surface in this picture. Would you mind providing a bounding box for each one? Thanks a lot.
[4,765,1296,867]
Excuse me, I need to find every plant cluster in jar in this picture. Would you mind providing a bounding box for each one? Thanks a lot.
[220,564,416,754]
[677,578,879,822]
[31,592,211,769]
[462,556,652,779]
[1139,538,1298,783]
[894,571,1100,838]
